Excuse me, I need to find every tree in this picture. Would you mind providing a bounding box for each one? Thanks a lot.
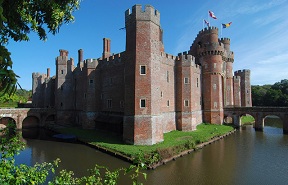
[0,0,80,95]
[0,124,147,184]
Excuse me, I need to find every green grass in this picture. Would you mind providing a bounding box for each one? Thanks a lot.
[241,115,255,125]
[55,123,234,165]
[0,102,18,108]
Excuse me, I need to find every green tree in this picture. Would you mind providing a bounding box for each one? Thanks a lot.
[0,0,80,95]
[0,124,147,185]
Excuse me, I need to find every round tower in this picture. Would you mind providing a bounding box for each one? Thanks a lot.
[196,27,225,124]
[123,4,163,145]
[220,38,230,51]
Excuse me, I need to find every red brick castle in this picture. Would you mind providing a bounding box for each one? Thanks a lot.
[32,5,252,145]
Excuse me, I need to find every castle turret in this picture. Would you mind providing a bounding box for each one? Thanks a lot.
[123,4,163,145]
[176,53,202,131]
[195,27,225,124]
[221,38,234,107]
[55,50,75,123]
[234,70,252,107]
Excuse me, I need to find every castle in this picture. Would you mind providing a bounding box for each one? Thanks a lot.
[32,5,252,145]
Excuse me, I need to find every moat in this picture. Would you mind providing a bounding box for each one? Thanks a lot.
[17,121,288,185]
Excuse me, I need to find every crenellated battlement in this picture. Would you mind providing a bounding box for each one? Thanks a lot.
[220,38,230,42]
[84,59,99,69]
[125,4,160,26]
[32,72,47,81]
[197,26,218,38]
[233,75,241,81]
[99,52,124,68]
[176,53,202,69]
[234,69,251,76]
[161,52,176,60]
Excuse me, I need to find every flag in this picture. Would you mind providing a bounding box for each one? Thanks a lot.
[204,19,210,27]
[222,22,232,28]
[208,10,217,19]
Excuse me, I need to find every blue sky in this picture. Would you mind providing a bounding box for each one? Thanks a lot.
[7,0,288,90]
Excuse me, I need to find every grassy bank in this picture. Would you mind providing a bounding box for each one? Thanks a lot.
[241,115,255,125]
[54,123,234,166]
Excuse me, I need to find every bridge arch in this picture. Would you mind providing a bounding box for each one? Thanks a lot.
[22,116,40,128]
[0,117,16,129]
[44,114,56,125]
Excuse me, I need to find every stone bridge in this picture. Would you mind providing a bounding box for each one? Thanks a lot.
[224,107,288,133]
[0,108,56,129]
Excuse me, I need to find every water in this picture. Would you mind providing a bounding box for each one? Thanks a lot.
[15,121,288,185]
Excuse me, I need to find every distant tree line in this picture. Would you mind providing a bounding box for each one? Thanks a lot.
[252,79,288,106]
[0,89,31,107]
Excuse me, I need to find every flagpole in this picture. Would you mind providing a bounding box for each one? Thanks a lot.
[202,19,204,30]
[208,11,210,27]
[220,24,222,38]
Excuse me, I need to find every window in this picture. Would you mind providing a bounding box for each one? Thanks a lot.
[167,71,169,82]
[61,70,64,74]
[246,90,249,94]
[120,100,124,108]
[60,102,63,107]
[89,79,94,84]
[84,93,86,99]
[213,84,217,90]
[107,99,112,108]
[184,100,189,107]
[140,99,146,108]
[197,78,199,87]
[184,77,189,84]
[214,63,217,68]
[140,65,146,75]
[161,91,163,98]
[167,100,170,107]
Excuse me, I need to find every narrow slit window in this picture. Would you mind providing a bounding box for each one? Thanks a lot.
[140,65,146,75]
[140,99,146,108]
[184,100,189,107]
[184,77,189,84]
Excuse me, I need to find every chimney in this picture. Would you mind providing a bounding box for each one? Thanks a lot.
[47,68,50,78]
[102,38,111,59]
[78,49,83,63]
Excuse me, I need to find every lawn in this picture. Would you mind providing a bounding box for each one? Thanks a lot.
[55,123,234,165]
[241,115,255,125]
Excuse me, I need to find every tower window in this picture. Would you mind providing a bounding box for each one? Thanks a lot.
[120,100,124,108]
[107,99,112,108]
[184,100,189,107]
[61,70,64,74]
[140,99,146,108]
[140,65,146,75]
[197,78,199,87]
[184,77,189,84]
[89,79,94,84]
[167,100,170,107]
[167,71,169,82]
